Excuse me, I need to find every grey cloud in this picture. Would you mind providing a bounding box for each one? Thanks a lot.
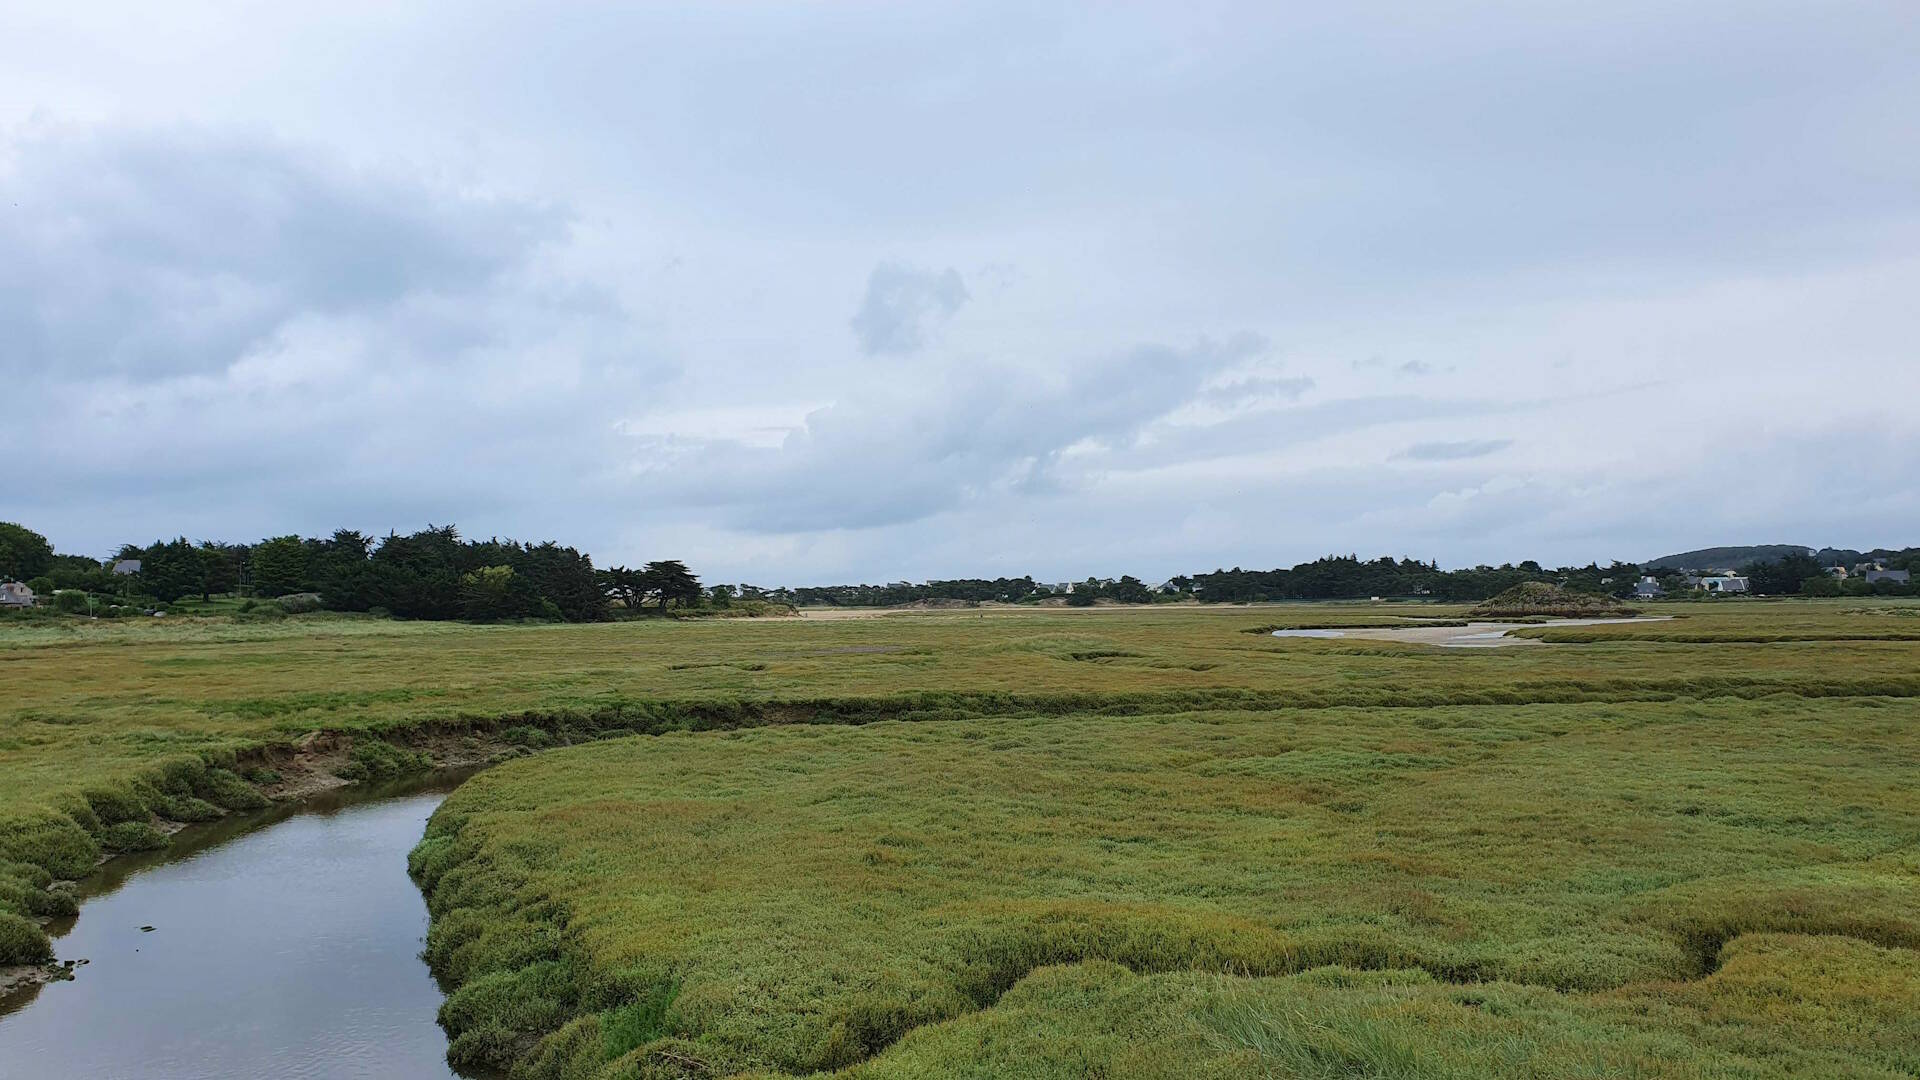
[848,263,968,356]
[2,130,665,554]
[1396,439,1513,461]
[698,424,1920,586]
[1355,426,1920,570]
[0,128,560,381]
[626,336,1263,534]
[1097,394,1516,475]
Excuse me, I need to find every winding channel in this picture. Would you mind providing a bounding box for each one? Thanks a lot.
[0,773,487,1080]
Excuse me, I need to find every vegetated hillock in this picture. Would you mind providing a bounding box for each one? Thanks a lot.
[1470,582,1636,619]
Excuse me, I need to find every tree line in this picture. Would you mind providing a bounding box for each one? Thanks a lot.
[1180,556,1646,602]
[731,551,1920,607]
[0,522,705,622]
[5,520,1915,619]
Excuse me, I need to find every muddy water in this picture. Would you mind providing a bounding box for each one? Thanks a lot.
[0,775,484,1079]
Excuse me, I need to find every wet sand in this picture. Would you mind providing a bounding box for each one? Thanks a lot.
[1272,616,1673,648]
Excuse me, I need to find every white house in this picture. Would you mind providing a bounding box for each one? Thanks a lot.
[1633,576,1664,599]
[1700,575,1749,594]
[0,581,36,608]
[1866,569,1911,585]
[112,559,142,575]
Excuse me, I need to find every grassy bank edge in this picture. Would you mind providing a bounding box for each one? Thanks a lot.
[10,671,1920,972]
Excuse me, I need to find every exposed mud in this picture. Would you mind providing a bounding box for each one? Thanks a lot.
[243,730,510,802]
[0,963,70,999]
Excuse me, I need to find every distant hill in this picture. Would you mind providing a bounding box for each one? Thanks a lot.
[1643,545,1813,571]
[1643,545,1914,571]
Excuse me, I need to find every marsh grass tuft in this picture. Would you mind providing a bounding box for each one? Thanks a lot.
[335,739,433,782]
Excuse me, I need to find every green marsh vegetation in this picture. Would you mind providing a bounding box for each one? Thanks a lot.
[413,698,1920,1077]
[4,599,1920,1075]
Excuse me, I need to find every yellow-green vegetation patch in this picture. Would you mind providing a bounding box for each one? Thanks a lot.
[413,697,1920,1077]
[825,934,1920,1079]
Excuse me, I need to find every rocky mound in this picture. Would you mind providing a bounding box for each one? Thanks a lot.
[1470,581,1637,619]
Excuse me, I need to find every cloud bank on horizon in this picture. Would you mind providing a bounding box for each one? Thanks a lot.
[4,2,1917,583]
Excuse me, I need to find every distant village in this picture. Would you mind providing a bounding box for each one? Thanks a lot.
[1630,560,1910,599]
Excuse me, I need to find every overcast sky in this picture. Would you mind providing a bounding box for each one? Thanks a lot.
[4,2,1917,583]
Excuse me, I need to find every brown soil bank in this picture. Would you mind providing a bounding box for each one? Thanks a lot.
[1470,582,1638,619]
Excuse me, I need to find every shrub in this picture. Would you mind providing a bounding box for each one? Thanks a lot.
[154,794,222,822]
[0,912,52,965]
[50,795,101,837]
[0,812,102,879]
[5,880,78,919]
[51,590,93,614]
[85,786,150,826]
[501,725,557,749]
[0,860,53,891]
[152,757,208,796]
[337,739,432,782]
[101,821,168,854]
[201,768,270,811]
[0,878,39,916]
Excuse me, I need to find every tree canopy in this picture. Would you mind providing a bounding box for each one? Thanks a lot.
[0,522,54,582]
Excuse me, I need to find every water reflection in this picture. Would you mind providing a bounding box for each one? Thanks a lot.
[0,772,487,1079]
